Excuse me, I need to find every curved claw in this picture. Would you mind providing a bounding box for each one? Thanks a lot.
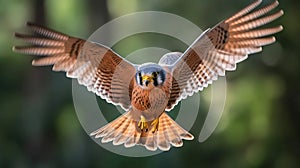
[138,116,148,132]
[151,118,159,133]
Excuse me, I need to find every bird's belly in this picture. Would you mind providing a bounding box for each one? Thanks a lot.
[131,87,169,122]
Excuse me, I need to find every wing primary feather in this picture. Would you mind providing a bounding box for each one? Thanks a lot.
[229,0,279,26]
[14,33,65,47]
[26,22,69,40]
[231,26,283,38]
[32,54,69,66]
[227,37,276,46]
[225,0,262,23]
[13,46,65,55]
[230,10,284,32]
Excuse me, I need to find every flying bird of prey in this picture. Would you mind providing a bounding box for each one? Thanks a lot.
[13,0,283,151]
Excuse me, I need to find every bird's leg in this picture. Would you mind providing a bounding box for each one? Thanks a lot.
[150,118,159,133]
[138,115,148,132]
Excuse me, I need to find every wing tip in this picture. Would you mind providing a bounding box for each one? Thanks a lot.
[12,46,23,53]
[252,0,262,5]
[26,21,38,27]
[14,32,22,38]
[271,36,276,43]
[253,0,263,7]
[277,25,284,33]
[278,9,284,17]
[12,46,17,52]
[31,59,38,66]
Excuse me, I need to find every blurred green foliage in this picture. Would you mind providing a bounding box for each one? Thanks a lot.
[1,0,299,167]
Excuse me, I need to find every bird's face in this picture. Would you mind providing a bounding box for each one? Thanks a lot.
[136,64,166,89]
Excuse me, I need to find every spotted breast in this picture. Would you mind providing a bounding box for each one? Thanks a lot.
[131,69,172,123]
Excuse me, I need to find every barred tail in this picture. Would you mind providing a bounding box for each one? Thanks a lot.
[154,112,194,150]
[90,111,193,151]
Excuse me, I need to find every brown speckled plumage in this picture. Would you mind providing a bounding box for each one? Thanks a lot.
[131,69,172,122]
[14,0,283,151]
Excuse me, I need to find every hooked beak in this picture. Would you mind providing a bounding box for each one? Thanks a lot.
[142,75,153,86]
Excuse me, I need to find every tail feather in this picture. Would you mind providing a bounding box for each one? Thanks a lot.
[157,113,171,151]
[90,111,194,151]
[159,113,193,148]
[123,123,140,148]
[144,134,157,151]
[113,119,134,145]
[91,112,130,139]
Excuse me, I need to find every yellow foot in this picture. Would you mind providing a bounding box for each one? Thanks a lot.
[151,118,159,133]
[138,116,148,132]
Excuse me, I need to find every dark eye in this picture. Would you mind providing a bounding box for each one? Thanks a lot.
[152,72,158,78]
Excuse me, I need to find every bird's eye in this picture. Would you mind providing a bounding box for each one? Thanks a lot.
[152,72,158,78]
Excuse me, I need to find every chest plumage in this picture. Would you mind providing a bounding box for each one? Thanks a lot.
[131,70,172,121]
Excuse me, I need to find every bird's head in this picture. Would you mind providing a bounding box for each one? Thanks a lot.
[136,63,166,89]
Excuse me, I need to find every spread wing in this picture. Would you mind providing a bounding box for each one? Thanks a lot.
[13,22,137,110]
[165,0,283,111]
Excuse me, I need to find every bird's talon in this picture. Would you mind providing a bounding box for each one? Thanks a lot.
[151,118,159,133]
[138,116,148,132]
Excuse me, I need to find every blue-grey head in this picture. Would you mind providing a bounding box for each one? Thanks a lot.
[136,63,166,89]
